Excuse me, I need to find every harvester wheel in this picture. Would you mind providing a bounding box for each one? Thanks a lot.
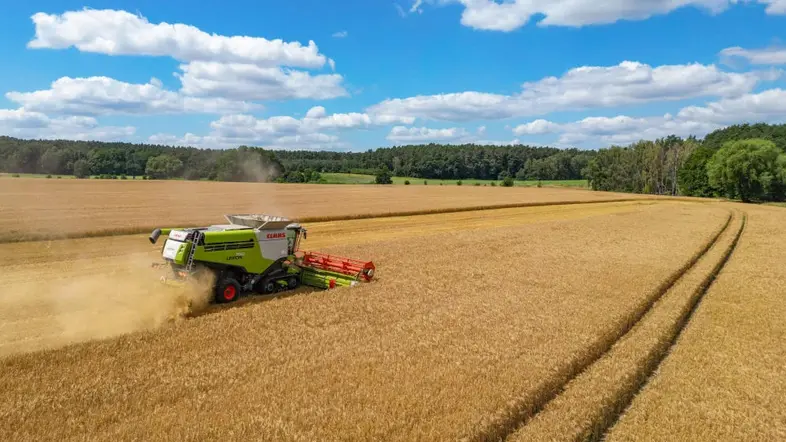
[214,277,241,304]
[262,280,277,294]
[287,276,299,289]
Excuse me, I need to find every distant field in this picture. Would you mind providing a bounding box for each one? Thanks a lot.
[0,177,646,242]
[319,172,589,188]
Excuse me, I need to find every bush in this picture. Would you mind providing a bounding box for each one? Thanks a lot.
[11,173,20,177]
[424,180,428,185]
[456,180,462,186]
[72,159,90,179]
[474,183,481,186]
[404,180,410,185]
[121,175,128,180]
[537,179,542,188]
[57,176,62,179]
[502,176,515,187]
[375,167,393,184]
[46,174,52,179]
[490,181,496,187]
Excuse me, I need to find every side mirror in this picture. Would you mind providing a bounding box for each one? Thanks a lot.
[149,228,162,244]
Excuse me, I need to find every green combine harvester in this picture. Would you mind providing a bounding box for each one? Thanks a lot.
[149,214,375,303]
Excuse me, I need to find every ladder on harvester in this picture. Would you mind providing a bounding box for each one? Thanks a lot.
[185,231,203,272]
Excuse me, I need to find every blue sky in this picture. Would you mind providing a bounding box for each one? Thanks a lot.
[1,0,786,151]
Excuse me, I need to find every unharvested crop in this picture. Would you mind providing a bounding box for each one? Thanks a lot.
[507,208,745,442]
[0,202,727,441]
[0,200,656,356]
[0,178,661,242]
[605,205,786,441]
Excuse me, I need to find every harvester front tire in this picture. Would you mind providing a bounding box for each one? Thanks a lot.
[287,276,299,290]
[214,278,241,304]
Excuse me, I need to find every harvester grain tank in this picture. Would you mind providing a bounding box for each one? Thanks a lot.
[149,214,375,303]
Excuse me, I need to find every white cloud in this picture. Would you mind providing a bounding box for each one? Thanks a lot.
[513,119,561,135]
[477,125,487,135]
[676,87,786,124]
[150,107,413,150]
[6,76,257,116]
[429,1,785,31]
[28,8,327,68]
[513,88,786,147]
[332,31,348,38]
[368,61,776,122]
[0,108,135,141]
[411,0,425,13]
[177,62,348,100]
[720,45,786,65]
[387,126,470,142]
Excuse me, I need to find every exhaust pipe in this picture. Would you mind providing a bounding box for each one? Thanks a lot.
[149,228,162,244]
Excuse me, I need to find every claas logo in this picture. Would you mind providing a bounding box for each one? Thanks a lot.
[266,232,286,239]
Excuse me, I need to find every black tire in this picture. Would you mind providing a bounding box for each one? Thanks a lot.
[214,277,241,304]
[287,276,299,289]
[261,280,277,294]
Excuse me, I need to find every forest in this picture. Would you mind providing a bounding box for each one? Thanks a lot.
[0,137,592,182]
[2,122,786,202]
[585,123,786,202]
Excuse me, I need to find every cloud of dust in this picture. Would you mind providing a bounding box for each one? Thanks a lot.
[236,150,286,218]
[0,253,215,357]
[239,151,280,183]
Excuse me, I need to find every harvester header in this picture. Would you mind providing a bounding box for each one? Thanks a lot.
[149,214,375,303]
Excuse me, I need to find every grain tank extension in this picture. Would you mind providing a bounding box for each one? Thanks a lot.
[149,214,375,303]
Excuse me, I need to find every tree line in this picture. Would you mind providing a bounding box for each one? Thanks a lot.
[585,123,786,202]
[3,122,786,203]
[0,137,593,182]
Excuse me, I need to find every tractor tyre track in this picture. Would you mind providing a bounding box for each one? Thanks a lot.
[503,209,747,442]
[594,211,748,441]
[462,208,735,442]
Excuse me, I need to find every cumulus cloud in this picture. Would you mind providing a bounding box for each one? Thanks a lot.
[148,107,413,150]
[177,62,348,100]
[513,119,562,135]
[387,126,470,142]
[0,108,135,140]
[720,45,786,65]
[368,61,776,122]
[28,8,328,68]
[6,76,257,116]
[426,0,785,31]
[513,88,786,147]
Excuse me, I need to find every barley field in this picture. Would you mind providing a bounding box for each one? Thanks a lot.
[0,180,783,441]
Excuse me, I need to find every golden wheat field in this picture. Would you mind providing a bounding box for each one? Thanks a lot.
[0,180,784,441]
[0,177,657,241]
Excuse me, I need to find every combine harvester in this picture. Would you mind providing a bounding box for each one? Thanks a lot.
[149,214,375,303]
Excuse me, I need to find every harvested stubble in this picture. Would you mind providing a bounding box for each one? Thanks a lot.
[0,201,653,357]
[605,205,786,441]
[0,178,658,242]
[0,203,728,441]
[507,207,745,442]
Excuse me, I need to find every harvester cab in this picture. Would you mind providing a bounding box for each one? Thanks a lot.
[149,214,374,304]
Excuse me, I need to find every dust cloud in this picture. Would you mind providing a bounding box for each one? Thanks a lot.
[0,253,215,358]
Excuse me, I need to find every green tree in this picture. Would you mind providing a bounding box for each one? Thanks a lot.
[678,145,715,197]
[72,159,91,178]
[375,167,393,184]
[707,139,786,202]
[502,176,515,187]
[145,154,183,179]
